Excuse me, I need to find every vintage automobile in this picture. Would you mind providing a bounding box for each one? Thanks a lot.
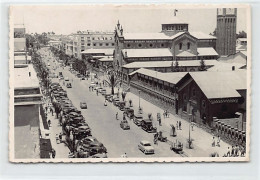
[80,101,88,109]
[120,120,130,130]
[141,119,157,133]
[66,82,72,88]
[134,114,143,126]
[101,89,107,95]
[118,101,126,111]
[82,136,99,145]
[126,108,134,119]
[170,140,183,154]
[138,141,154,154]
[90,153,108,158]
[80,142,107,155]
[105,94,112,101]
[65,77,69,81]
[113,98,120,106]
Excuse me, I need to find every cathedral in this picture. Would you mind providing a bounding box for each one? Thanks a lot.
[113,11,219,75]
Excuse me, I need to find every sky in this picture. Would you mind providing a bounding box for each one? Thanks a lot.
[11,5,248,35]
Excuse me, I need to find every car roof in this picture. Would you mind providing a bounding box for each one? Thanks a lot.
[140,140,151,144]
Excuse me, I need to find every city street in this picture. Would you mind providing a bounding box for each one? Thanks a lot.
[39,48,181,158]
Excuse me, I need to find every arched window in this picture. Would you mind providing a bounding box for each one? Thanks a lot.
[127,44,131,48]
[187,42,191,50]
[179,43,182,50]
[161,43,164,47]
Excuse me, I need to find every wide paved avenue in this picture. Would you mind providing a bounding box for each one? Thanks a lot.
[41,48,180,158]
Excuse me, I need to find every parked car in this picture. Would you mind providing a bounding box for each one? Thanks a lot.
[141,119,157,133]
[113,98,120,106]
[66,82,72,88]
[126,108,134,119]
[82,136,99,145]
[101,89,107,95]
[118,101,126,111]
[81,142,107,155]
[105,94,112,101]
[138,141,154,154]
[65,77,69,81]
[90,153,108,158]
[134,114,143,126]
[80,101,88,109]
[120,120,130,130]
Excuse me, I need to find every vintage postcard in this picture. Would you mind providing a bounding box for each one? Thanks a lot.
[9,4,251,163]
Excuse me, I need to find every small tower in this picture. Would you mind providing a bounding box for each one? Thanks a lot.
[216,8,237,56]
[161,10,188,36]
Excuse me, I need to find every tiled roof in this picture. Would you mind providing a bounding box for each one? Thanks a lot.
[129,68,187,85]
[161,16,188,25]
[189,32,217,40]
[197,47,219,56]
[122,48,173,58]
[123,60,219,69]
[123,32,185,40]
[189,71,247,99]
[81,48,114,55]
[176,50,196,57]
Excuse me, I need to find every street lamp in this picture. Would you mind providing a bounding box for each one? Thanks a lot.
[188,113,193,149]
[138,90,141,109]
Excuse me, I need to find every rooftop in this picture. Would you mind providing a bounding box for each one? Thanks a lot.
[161,16,188,25]
[123,32,185,40]
[130,68,187,85]
[14,64,39,89]
[123,60,219,69]
[189,32,217,40]
[197,47,219,56]
[122,48,173,58]
[176,50,196,57]
[81,48,114,55]
[188,70,247,99]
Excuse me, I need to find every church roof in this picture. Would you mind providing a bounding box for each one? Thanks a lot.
[129,68,187,85]
[189,32,217,40]
[81,48,114,55]
[123,60,219,69]
[187,71,247,99]
[122,48,173,58]
[123,32,185,40]
[197,47,219,56]
[161,16,188,25]
[176,51,196,57]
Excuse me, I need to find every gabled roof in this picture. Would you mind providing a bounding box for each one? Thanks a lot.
[129,68,187,85]
[81,48,114,55]
[122,48,173,58]
[161,16,188,25]
[179,71,247,99]
[189,32,217,40]
[197,47,219,56]
[123,60,219,69]
[123,32,185,40]
[176,50,196,57]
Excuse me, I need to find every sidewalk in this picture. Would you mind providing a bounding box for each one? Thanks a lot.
[122,89,231,157]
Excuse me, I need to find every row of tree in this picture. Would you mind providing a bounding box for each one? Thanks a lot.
[171,59,206,72]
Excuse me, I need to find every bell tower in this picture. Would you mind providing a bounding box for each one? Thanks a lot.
[216,8,237,56]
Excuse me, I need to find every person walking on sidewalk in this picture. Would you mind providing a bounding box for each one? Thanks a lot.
[212,136,215,147]
[217,135,221,147]
[176,121,179,130]
[116,112,118,120]
[179,121,182,130]
[50,107,53,116]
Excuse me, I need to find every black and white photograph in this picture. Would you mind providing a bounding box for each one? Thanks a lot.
[9,4,250,162]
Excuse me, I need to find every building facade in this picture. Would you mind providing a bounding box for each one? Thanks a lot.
[68,31,115,59]
[114,15,218,75]
[216,8,237,56]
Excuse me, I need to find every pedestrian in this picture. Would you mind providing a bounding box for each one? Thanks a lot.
[231,146,235,156]
[96,90,99,96]
[50,107,53,116]
[45,106,48,112]
[179,121,182,130]
[116,112,118,120]
[176,121,179,130]
[163,111,166,119]
[89,86,91,91]
[191,122,194,131]
[235,145,239,156]
[217,135,221,147]
[59,133,62,140]
[227,147,231,157]
[212,136,215,147]
[48,120,51,127]
[51,149,56,158]
[158,117,162,126]
[104,100,107,106]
